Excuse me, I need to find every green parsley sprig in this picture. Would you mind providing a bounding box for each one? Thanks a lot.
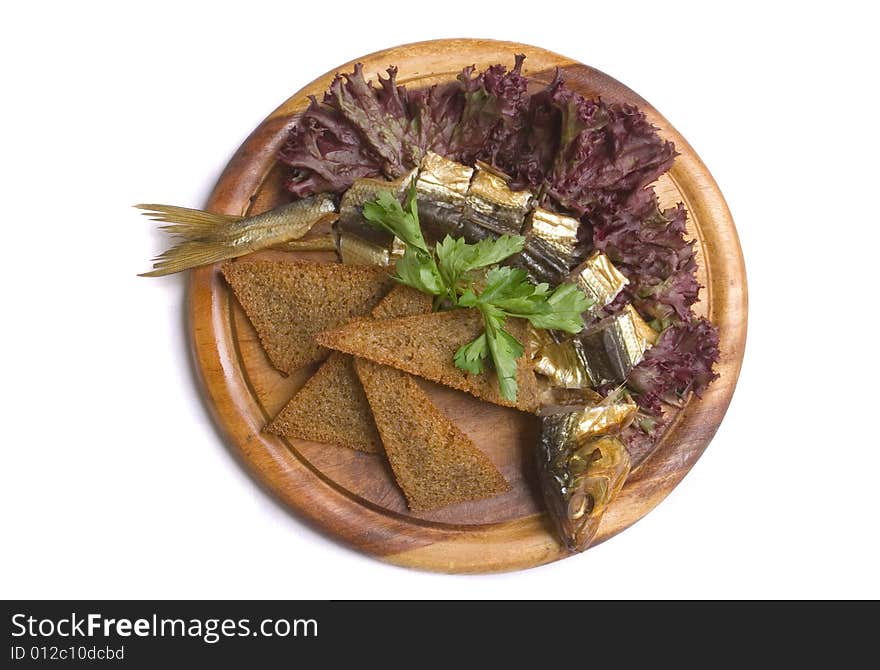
[363,179,592,401]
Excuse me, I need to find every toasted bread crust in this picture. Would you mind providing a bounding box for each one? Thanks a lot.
[222,259,392,373]
[370,284,434,320]
[266,351,382,452]
[317,310,540,412]
[267,285,434,452]
[355,358,509,511]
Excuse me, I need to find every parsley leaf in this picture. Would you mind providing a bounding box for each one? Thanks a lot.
[395,245,446,295]
[362,183,591,402]
[362,180,429,253]
[453,332,488,374]
[460,266,592,334]
[363,180,443,294]
[479,302,524,402]
[456,266,588,401]
[526,283,593,332]
[435,234,524,305]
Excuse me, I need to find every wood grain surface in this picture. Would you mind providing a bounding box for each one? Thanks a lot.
[188,39,747,573]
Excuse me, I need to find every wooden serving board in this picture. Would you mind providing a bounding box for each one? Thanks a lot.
[188,39,747,573]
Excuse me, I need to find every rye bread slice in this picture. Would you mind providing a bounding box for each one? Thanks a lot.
[222,259,392,373]
[370,284,434,320]
[354,358,510,511]
[316,310,541,412]
[266,351,382,452]
[266,285,433,452]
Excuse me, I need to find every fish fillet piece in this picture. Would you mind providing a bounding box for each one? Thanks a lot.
[266,351,382,452]
[222,259,392,373]
[354,358,510,511]
[317,310,541,412]
[266,285,433,452]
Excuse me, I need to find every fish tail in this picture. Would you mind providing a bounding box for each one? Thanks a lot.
[135,204,243,241]
[139,239,239,277]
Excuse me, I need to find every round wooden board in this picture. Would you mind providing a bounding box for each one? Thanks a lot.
[188,39,747,573]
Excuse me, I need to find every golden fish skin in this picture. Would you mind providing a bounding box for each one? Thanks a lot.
[337,233,405,266]
[272,235,337,252]
[573,251,629,313]
[530,327,593,390]
[578,307,655,385]
[533,305,655,390]
[415,152,473,242]
[516,207,581,284]
[138,194,337,276]
[536,406,633,552]
[336,170,415,265]
[624,303,658,348]
[539,385,605,409]
[418,152,472,197]
[462,162,533,236]
[338,173,410,246]
[576,400,638,437]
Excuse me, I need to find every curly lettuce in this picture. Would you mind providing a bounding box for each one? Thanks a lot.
[278,56,720,446]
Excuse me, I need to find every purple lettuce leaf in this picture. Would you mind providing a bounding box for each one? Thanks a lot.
[278,96,385,198]
[620,411,671,464]
[595,197,700,326]
[278,57,530,196]
[277,57,721,444]
[324,64,420,177]
[549,100,676,216]
[627,317,720,415]
[502,72,564,190]
[406,81,464,158]
[447,54,529,166]
[500,75,676,218]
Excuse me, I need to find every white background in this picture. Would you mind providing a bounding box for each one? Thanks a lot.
[2,1,878,599]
